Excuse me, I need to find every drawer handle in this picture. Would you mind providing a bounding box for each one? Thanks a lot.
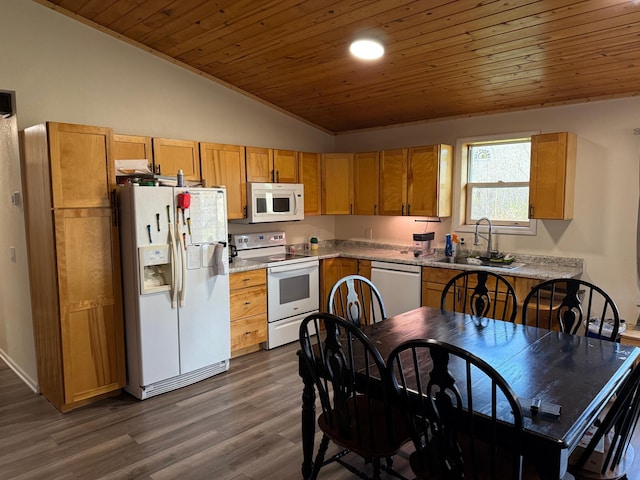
[244,301,251,305]
[243,278,251,282]
[245,331,252,335]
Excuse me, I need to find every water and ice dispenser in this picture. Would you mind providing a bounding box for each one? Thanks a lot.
[138,244,172,294]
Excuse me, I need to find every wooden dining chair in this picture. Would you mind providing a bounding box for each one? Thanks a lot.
[327,274,387,327]
[298,312,411,480]
[440,270,518,322]
[521,278,621,340]
[387,338,525,480]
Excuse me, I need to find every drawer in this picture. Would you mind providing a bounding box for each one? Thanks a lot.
[231,313,267,351]
[422,266,462,285]
[230,269,266,290]
[230,284,267,320]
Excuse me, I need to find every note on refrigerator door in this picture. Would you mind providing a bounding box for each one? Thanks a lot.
[189,190,226,244]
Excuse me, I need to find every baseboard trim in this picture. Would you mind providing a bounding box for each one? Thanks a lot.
[0,348,38,393]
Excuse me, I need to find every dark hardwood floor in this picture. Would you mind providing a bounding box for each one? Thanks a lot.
[0,343,638,480]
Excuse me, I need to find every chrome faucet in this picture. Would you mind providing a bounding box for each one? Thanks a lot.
[474,217,494,259]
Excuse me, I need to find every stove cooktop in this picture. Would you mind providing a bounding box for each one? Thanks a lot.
[244,253,315,265]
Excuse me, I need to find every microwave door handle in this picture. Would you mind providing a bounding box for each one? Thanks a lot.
[293,191,298,215]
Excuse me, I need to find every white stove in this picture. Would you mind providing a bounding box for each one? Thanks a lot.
[230,232,319,349]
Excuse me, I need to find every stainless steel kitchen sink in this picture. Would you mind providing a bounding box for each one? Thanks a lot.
[432,257,525,270]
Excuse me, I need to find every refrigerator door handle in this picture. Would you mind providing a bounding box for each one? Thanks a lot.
[179,231,187,307]
[168,213,179,309]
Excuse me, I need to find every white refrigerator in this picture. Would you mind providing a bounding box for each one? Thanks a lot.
[118,185,231,399]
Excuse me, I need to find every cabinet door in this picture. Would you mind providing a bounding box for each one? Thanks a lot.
[246,146,273,183]
[529,132,576,220]
[113,134,152,163]
[358,259,372,279]
[112,134,153,189]
[354,151,380,215]
[321,153,354,215]
[152,138,200,180]
[200,142,247,219]
[408,145,452,217]
[48,122,112,209]
[273,149,299,183]
[299,152,322,216]
[55,208,125,404]
[320,258,358,310]
[379,148,408,216]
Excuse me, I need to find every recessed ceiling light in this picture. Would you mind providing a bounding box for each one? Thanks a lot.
[349,39,384,60]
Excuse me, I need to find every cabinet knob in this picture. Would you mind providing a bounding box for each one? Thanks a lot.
[401,203,405,216]
[529,205,534,218]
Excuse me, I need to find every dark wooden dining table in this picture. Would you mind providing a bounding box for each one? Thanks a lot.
[298,306,640,480]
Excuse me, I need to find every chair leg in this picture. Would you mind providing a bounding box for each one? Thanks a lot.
[372,458,381,480]
[309,434,330,480]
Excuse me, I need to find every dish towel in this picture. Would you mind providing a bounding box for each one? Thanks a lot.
[213,243,228,276]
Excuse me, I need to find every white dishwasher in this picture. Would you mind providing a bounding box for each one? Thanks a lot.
[370,261,422,318]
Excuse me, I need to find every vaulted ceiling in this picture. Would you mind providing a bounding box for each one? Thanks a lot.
[36,0,640,133]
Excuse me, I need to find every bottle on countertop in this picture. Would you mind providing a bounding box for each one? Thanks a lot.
[458,237,467,259]
[177,169,185,187]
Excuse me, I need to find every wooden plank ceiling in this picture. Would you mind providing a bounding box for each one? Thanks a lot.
[37,0,640,133]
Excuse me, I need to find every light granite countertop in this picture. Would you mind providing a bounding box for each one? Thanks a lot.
[229,240,583,280]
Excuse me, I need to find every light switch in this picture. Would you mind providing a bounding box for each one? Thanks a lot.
[9,246,16,262]
[11,191,20,206]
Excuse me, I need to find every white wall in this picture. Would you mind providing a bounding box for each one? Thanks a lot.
[334,100,640,322]
[0,0,335,387]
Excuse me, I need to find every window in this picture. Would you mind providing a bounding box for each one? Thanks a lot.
[452,132,538,237]
[466,139,531,226]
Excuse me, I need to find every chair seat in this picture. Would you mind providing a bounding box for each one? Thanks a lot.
[318,395,410,459]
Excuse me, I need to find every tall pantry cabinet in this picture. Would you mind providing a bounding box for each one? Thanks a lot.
[22,122,126,412]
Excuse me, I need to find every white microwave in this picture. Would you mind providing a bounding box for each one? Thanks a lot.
[234,182,304,223]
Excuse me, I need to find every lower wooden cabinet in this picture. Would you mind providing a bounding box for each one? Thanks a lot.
[320,258,359,311]
[422,266,543,319]
[229,269,267,357]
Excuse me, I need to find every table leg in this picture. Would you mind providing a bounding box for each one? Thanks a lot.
[299,354,316,480]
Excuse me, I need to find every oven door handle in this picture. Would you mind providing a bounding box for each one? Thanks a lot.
[268,262,318,275]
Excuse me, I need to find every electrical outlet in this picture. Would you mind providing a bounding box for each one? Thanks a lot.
[11,191,20,206]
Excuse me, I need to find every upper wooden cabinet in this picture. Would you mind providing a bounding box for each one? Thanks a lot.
[407,144,453,217]
[379,148,408,215]
[246,147,298,183]
[379,145,452,217]
[529,132,576,220]
[200,142,247,220]
[245,146,272,182]
[112,134,153,188]
[299,152,322,216]
[47,122,113,209]
[113,134,152,163]
[152,137,200,181]
[273,149,299,183]
[353,151,380,215]
[322,153,354,215]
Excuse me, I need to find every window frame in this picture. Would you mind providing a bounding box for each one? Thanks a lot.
[452,131,539,237]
